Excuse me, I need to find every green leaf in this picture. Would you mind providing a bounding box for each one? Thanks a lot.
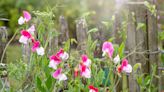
[45,76,52,91]
[133,63,142,73]
[118,42,125,58]
[87,28,98,34]
[144,76,151,86]
[36,76,46,92]
[96,69,105,85]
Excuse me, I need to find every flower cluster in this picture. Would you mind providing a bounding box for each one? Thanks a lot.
[102,41,132,74]
[49,49,69,81]
[18,11,44,56]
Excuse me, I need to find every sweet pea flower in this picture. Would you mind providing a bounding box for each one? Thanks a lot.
[27,25,35,35]
[79,63,91,78]
[49,55,62,69]
[81,55,91,67]
[18,11,31,25]
[88,85,98,92]
[19,30,31,44]
[31,41,44,56]
[52,68,67,81]
[56,49,69,61]
[102,42,114,59]
[121,59,132,73]
[113,55,120,64]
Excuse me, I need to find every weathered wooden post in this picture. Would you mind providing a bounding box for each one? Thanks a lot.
[76,18,88,53]
[126,1,149,92]
[59,16,69,45]
[147,0,159,90]
[126,3,137,92]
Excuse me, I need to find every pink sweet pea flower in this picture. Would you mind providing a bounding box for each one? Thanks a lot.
[19,30,31,44]
[56,48,69,61]
[88,85,99,92]
[32,41,40,52]
[102,42,114,59]
[31,41,44,56]
[81,55,91,67]
[79,63,91,78]
[52,68,67,81]
[18,11,31,25]
[27,25,35,35]
[48,55,62,69]
[121,59,132,73]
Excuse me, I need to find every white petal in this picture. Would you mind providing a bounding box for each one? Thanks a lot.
[48,60,57,69]
[82,68,91,78]
[58,74,67,81]
[18,16,25,25]
[122,64,132,73]
[83,59,91,67]
[89,90,95,92]
[102,51,106,57]
[113,55,120,64]
[27,25,35,35]
[19,36,28,44]
[36,47,45,56]
[61,52,69,61]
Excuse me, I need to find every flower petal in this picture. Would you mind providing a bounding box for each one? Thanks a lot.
[23,11,31,22]
[19,35,28,44]
[36,47,44,56]
[27,25,35,34]
[113,55,120,64]
[52,68,62,79]
[58,74,67,81]
[18,16,25,25]
[48,60,57,69]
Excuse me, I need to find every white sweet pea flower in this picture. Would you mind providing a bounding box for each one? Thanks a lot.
[18,16,25,25]
[48,60,57,70]
[122,64,132,73]
[60,52,69,61]
[19,35,28,44]
[36,47,45,56]
[58,74,67,81]
[113,55,120,64]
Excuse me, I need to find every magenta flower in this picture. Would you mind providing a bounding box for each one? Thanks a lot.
[81,55,91,67]
[79,63,91,78]
[102,42,114,59]
[31,41,45,56]
[18,11,31,25]
[88,85,99,92]
[121,59,132,73]
[49,55,62,69]
[19,30,31,44]
[56,49,69,61]
[52,68,67,81]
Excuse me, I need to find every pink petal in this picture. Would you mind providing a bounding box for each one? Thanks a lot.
[49,55,61,64]
[102,42,114,58]
[32,41,40,52]
[81,54,88,62]
[52,68,62,79]
[48,60,57,69]
[121,59,128,67]
[23,11,31,22]
[56,48,64,57]
[21,30,31,38]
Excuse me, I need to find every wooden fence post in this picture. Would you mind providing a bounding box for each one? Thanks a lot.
[76,18,88,53]
[59,16,69,45]
[147,0,159,90]
[126,4,137,92]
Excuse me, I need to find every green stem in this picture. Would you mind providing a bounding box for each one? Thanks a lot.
[0,29,19,63]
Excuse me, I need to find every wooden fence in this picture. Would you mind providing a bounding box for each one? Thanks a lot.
[0,1,164,92]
